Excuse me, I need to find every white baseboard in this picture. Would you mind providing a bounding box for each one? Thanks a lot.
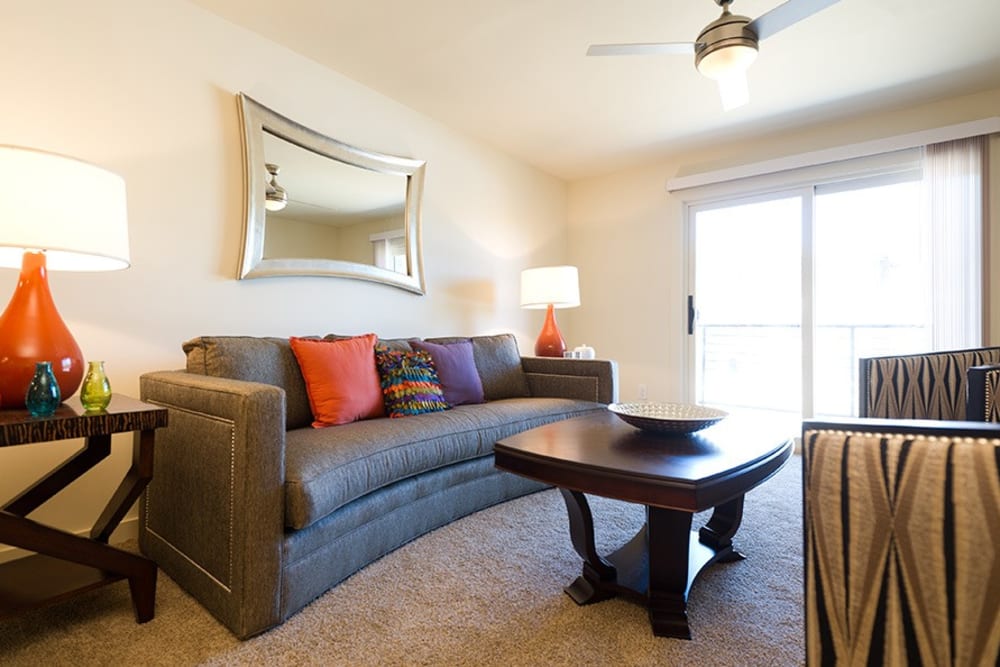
[0,516,139,564]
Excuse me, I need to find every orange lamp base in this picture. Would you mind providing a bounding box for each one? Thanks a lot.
[534,304,567,358]
[0,251,84,408]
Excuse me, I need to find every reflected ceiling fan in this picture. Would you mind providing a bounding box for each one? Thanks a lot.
[587,0,841,110]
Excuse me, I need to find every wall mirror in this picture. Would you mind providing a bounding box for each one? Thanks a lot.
[237,93,426,294]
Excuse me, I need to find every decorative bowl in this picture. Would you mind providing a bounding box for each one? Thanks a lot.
[607,402,728,434]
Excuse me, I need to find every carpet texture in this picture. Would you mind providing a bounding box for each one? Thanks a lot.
[0,456,804,666]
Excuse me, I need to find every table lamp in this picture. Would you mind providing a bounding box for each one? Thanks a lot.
[520,265,580,357]
[0,146,130,407]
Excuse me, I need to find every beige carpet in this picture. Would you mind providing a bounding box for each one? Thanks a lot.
[0,457,804,666]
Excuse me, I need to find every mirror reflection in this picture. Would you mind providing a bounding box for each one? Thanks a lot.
[237,93,426,294]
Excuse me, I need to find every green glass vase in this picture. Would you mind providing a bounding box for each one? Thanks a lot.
[80,360,112,412]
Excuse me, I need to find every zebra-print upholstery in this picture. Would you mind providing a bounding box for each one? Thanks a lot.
[859,347,1000,421]
[803,419,1000,666]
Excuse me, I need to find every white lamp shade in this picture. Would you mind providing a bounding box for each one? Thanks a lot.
[0,145,130,271]
[520,265,580,309]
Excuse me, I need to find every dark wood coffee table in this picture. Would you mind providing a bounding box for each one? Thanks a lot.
[494,409,793,639]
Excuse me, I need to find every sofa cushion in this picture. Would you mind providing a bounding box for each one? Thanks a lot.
[283,397,603,529]
[375,348,450,418]
[291,334,385,427]
[183,335,314,430]
[426,333,530,400]
[325,334,413,353]
[410,339,485,406]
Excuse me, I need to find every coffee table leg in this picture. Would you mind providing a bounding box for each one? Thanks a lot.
[558,491,749,640]
[559,489,617,604]
[698,495,747,562]
[647,506,696,639]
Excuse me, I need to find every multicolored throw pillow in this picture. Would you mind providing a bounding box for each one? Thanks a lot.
[375,348,450,418]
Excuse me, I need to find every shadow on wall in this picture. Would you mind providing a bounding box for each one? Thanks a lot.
[436,279,497,334]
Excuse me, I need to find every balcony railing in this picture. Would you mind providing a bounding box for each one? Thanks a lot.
[697,323,930,418]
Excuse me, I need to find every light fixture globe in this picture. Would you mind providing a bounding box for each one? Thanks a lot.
[694,5,758,80]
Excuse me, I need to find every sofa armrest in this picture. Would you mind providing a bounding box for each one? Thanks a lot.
[521,357,618,404]
[138,370,287,639]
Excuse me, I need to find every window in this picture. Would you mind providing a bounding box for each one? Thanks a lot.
[685,138,986,422]
[370,230,407,273]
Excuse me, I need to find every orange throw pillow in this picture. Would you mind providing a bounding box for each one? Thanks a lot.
[290,334,385,427]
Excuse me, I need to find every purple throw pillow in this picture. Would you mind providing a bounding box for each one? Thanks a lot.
[410,339,485,406]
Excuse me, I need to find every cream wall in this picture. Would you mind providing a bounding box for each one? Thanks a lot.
[0,0,570,557]
[567,87,1000,405]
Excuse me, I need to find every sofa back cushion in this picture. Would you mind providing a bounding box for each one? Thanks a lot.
[425,333,530,400]
[183,335,314,430]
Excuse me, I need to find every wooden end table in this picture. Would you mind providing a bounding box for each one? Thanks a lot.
[494,410,793,639]
[0,395,168,623]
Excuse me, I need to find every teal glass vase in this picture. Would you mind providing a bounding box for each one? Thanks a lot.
[25,361,61,418]
[80,360,112,412]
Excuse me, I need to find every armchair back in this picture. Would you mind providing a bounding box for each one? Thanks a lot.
[802,419,1000,665]
[859,346,1000,420]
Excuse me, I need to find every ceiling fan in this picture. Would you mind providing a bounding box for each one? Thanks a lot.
[587,0,841,110]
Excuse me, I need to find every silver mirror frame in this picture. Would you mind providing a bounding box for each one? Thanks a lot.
[237,93,426,294]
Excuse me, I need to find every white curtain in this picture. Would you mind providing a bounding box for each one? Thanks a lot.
[925,136,988,349]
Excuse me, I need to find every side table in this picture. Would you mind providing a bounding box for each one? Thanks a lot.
[0,395,168,623]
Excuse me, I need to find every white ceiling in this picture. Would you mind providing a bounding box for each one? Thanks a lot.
[193,0,1000,181]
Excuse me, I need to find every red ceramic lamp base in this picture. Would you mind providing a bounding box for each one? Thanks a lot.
[534,304,567,358]
[0,251,84,408]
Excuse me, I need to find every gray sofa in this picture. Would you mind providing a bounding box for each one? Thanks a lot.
[138,333,617,639]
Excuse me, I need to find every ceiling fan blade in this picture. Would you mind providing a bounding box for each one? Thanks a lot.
[586,42,696,57]
[746,0,840,41]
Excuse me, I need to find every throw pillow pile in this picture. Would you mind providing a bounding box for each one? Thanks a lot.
[289,333,524,427]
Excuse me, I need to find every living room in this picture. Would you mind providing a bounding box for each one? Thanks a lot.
[2,0,999,664]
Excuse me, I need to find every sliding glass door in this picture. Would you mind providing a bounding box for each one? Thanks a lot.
[691,193,804,424]
[689,173,932,422]
[812,176,929,417]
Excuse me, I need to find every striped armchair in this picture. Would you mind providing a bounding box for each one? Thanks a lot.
[859,347,1000,421]
[802,419,1000,666]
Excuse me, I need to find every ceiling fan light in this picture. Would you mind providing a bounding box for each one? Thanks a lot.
[696,43,758,80]
[264,162,288,212]
[717,72,749,111]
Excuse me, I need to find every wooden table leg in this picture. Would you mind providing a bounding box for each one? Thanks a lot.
[0,511,158,622]
[559,489,618,604]
[647,506,695,639]
[91,429,155,543]
[2,435,112,517]
[698,495,747,563]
